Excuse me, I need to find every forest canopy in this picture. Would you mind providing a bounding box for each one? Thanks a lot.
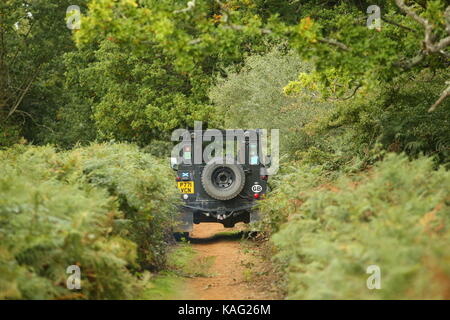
[1,0,449,151]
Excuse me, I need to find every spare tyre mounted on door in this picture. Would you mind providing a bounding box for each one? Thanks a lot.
[201,157,245,201]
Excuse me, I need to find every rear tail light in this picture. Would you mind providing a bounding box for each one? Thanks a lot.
[260,175,268,181]
[253,193,260,199]
[176,177,181,181]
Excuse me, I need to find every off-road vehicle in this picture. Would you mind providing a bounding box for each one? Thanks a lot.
[171,129,270,237]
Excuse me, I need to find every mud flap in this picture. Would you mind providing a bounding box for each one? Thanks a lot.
[250,210,261,223]
[175,208,193,232]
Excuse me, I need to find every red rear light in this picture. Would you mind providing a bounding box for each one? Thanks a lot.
[253,193,260,199]
[260,175,268,181]
[176,177,181,181]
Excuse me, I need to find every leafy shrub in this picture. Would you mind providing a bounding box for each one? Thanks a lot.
[67,40,214,146]
[209,46,332,159]
[0,143,179,299]
[261,154,450,299]
[0,122,22,148]
[310,69,450,165]
[72,143,179,269]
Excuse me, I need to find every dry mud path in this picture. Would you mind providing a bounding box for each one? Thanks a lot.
[183,223,279,300]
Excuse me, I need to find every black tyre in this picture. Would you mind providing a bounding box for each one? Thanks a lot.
[201,157,245,201]
[173,232,189,242]
[223,221,235,228]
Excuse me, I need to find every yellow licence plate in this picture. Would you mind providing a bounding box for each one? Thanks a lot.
[178,181,194,194]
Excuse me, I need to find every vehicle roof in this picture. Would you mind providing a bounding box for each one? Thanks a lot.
[174,129,263,141]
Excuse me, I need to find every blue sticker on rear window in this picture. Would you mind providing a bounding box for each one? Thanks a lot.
[250,156,259,165]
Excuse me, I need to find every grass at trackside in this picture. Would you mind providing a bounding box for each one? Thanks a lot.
[142,274,188,300]
[142,243,214,300]
[142,244,194,300]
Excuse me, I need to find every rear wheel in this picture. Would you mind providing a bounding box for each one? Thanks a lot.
[173,232,189,242]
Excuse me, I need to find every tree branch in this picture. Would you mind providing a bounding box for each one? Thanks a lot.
[394,51,425,69]
[9,20,36,70]
[428,81,450,112]
[342,84,362,100]
[395,1,450,56]
[381,16,417,33]
[5,80,34,120]
[394,2,450,111]
[4,65,41,121]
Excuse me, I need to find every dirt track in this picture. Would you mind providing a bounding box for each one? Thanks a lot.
[184,223,278,300]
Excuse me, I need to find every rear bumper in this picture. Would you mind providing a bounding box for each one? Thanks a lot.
[174,204,260,232]
[181,202,255,214]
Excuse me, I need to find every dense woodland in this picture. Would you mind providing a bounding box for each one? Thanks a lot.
[0,0,449,299]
